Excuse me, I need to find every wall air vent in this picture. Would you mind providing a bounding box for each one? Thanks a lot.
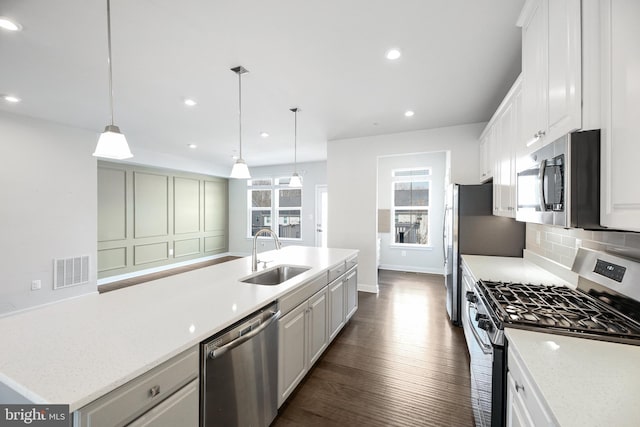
[54,256,90,289]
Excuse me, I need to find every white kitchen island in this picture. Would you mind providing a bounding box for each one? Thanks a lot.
[0,246,357,413]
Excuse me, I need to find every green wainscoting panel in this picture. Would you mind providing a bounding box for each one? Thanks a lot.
[98,247,127,272]
[204,235,226,252]
[134,242,169,265]
[174,177,200,234]
[98,162,228,279]
[174,238,201,258]
[204,180,227,232]
[98,168,127,242]
[134,172,169,238]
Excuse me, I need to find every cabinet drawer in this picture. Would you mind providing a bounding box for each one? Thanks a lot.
[279,274,327,316]
[346,256,358,271]
[128,379,199,427]
[508,348,555,426]
[328,262,347,283]
[75,347,198,427]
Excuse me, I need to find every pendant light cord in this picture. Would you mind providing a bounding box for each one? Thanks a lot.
[106,0,115,126]
[293,109,298,173]
[238,71,243,159]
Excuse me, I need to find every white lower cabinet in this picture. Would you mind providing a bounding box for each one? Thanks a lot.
[344,269,358,321]
[73,347,199,427]
[128,379,199,427]
[506,345,555,427]
[329,278,345,341]
[278,261,358,407]
[278,286,329,406]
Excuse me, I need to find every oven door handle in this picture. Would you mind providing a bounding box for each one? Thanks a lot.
[538,160,546,212]
[467,303,493,355]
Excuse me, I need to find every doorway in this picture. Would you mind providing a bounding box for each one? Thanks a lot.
[315,185,328,247]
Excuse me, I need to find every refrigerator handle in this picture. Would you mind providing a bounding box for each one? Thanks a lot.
[442,207,449,265]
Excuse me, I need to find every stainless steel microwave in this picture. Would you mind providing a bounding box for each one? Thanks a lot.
[515,130,601,229]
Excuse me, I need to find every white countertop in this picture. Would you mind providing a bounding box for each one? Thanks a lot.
[461,254,573,287]
[506,328,640,427]
[0,246,357,411]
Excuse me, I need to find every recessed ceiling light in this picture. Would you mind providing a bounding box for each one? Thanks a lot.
[260,132,269,138]
[386,49,401,60]
[187,144,197,149]
[404,110,415,117]
[184,98,197,107]
[0,17,22,32]
[3,95,21,103]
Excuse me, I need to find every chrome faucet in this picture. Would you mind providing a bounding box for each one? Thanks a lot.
[252,228,281,271]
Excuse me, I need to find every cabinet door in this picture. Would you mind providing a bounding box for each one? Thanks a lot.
[344,270,358,321]
[547,0,581,141]
[600,0,640,232]
[128,379,199,427]
[521,0,548,150]
[308,287,329,366]
[329,279,345,341]
[278,303,307,406]
[506,373,535,427]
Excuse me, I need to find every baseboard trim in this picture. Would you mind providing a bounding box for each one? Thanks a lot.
[357,283,378,294]
[378,264,444,275]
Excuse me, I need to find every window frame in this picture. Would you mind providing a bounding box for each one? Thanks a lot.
[247,177,303,241]
[390,168,432,247]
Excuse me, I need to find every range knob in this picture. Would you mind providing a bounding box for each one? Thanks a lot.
[465,291,477,303]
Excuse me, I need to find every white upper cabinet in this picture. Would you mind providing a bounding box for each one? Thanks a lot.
[479,76,522,218]
[600,0,640,231]
[518,0,582,152]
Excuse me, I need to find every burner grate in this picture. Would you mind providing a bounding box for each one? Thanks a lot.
[478,280,640,343]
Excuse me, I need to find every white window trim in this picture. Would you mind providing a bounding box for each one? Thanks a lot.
[390,168,431,247]
[247,177,303,240]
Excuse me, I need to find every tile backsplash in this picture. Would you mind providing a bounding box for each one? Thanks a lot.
[526,223,640,268]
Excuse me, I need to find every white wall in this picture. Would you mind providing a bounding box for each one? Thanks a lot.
[377,151,446,274]
[228,161,327,254]
[0,112,98,314]
[327,123,483,292]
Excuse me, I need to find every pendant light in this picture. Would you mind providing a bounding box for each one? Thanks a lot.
[93,0,133,160]
[230,66,251,179]
[289,108,302,188]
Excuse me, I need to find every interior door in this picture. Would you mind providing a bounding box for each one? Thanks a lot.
[315,185,328,247]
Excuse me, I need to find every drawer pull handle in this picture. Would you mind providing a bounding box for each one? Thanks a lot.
[515,382,525,393]
[149,385,161,397]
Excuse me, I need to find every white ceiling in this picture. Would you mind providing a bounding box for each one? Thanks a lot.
[0,0,524,175]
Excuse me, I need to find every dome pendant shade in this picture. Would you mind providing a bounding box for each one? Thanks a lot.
[230,158,251,179]
[289,172,302,188]
[93,125,133,159]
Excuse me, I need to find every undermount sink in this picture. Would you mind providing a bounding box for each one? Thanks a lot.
[241,265,311,286]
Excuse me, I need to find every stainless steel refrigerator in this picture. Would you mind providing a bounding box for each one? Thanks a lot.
[444,184,525,325]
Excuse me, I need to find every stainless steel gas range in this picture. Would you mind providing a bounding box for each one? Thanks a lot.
[462,248,640,427]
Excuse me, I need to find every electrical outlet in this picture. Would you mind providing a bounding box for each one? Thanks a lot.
[536,231,541,245]
[31,280,41,291]
[576,239,582,248]
[169,248,174,256]
[401,250,407,257]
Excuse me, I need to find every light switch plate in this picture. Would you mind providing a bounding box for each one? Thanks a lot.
[31,280,41,291]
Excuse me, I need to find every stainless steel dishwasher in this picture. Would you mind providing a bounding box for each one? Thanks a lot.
[200,302,280,427]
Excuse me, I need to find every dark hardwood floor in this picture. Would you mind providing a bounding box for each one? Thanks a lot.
[273,269,475,427]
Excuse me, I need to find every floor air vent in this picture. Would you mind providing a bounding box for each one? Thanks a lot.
[54,256,90,289]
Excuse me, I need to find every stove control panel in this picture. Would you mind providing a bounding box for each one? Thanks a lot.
[594,259,626,283]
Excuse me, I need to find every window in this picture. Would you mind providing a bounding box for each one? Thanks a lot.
[248,178,302,239]
[392,168,430,245]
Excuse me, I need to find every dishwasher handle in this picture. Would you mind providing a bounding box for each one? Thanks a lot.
[209,310,280,359]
